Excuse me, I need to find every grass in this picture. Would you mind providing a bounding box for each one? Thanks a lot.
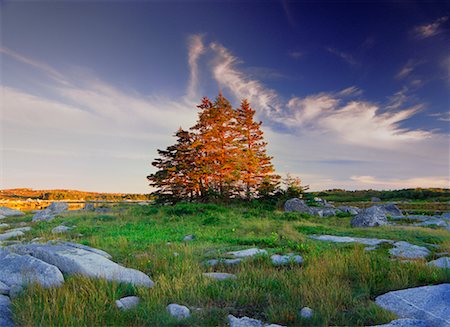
[1,202,449,326]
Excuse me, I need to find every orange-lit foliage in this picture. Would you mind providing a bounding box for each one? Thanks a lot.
[148,94,279,202]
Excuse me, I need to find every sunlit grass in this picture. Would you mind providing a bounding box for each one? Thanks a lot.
[4,202,450,326]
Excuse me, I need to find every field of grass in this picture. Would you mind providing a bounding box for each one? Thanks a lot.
[1,202,449,326]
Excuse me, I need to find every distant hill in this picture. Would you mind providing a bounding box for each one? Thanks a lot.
[311,188,450,202]
[0,188,152,201]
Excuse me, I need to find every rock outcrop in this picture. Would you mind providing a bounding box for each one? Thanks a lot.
[375,284,450,326]
[350,206,388,227]
[32,202,68,222]
[0,207,25,217]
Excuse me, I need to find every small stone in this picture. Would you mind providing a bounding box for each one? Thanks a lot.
[173,252,179,257]
[299,307,313,319]
[427,257,450,269]
[166,242,172,246]
[166,303,190,319]
[271,254,303,266]
[227,248,268,258]
[115,296,140,310]
[183,234,195,241]
[52,225,73,234]
[202,272,237,281]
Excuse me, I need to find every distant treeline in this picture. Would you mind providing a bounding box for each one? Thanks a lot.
[311,188,450,202]
[0,188,152,201]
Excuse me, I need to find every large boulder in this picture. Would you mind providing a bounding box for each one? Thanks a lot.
[11,243,154,288]
[284,198,312,214]
[0,207,25,217]
[377,203,403,217]
[0,295,14,327]
[427,257,450,269]
[350,206,388,227]
[32,202,68,222]
[0,249,64,288]
[375,284,450,326]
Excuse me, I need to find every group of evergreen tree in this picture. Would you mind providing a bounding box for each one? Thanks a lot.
[147,93,280,203]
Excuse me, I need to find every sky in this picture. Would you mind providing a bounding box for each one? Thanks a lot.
[1,0,449,193]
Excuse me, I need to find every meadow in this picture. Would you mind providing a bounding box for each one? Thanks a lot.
[2,202,449,326]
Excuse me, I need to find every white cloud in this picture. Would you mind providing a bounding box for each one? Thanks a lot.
[350,175,449,189]
[186,34,206,100]
[413,16,448,39]
[326,47,358,66]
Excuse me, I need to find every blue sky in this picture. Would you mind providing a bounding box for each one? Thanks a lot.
[1,1,449,193]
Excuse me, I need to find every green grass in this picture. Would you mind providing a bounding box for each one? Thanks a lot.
[2,202,449,326]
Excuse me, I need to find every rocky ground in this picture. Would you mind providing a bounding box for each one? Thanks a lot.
[0,200,449,326]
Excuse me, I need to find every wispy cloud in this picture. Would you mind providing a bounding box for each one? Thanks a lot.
[429,110,450,122]
[413,16,448,39]
[326,47,358,66]
[186,34,206,100]
[350,175,449,189]
[396,59,420,80]
[288,50,303,59]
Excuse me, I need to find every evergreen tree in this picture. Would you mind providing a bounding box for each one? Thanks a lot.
[236,99,278,199]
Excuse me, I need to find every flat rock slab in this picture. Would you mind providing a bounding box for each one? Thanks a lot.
[389,242,431,259]
[0,250,64,288]
[116,296,140,311]
[0,295,14,327]
[227,248,268,258]
[58,241,112,259]
[427,257,450,269]
[0,224,10,229]
[202,272,237,281]
[0,207,25,217]
[205,258,242,266]
[370,318,429,327]
[11,243,153,288]
[7,227,31,233]
[0,230,25,241]
[271,254,303,266]
[309,235,393,246]
[52,225,73,234]
[375,283,450,327]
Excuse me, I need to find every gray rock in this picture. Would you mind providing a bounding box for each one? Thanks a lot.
[205,258,242,266]
[83,203,95,211]
[299,307,313,319]
[51,225,73,234]
[0,215,5,220]
[0,295,14,327]
[427,257,450,269]
[94,206,113,214]
[0,207,25,217]
[228,315,263,327]
[337,206,360,215]
[371,197,381,202]
[166,303,190,319]
[0,224,10,229]
[0,230,25,241]
[8,285,24,298]
[271,254,303,266]
[365,246,378,251]
[227,248,268,258]
[7,227,31,233]
[375,284,450,326]
[58,242,112,259]
[0,250,64,288]
[414,219,449,228]
[11,243,154,288]
[115,296,140,310]
[0,281,9,295]
[312,207,338,217]
[309,234,393,246]
[202,272,237,281]
[227,315,285,327]
[351,206,388,227]
[183,234,195,241]
[377,203,403,217]
[32,202,68,222]
[389,242,431,259]
[284,198,312,214]
[370,318,430,327]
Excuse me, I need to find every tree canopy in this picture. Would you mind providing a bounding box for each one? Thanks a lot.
[147,94,280,202]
